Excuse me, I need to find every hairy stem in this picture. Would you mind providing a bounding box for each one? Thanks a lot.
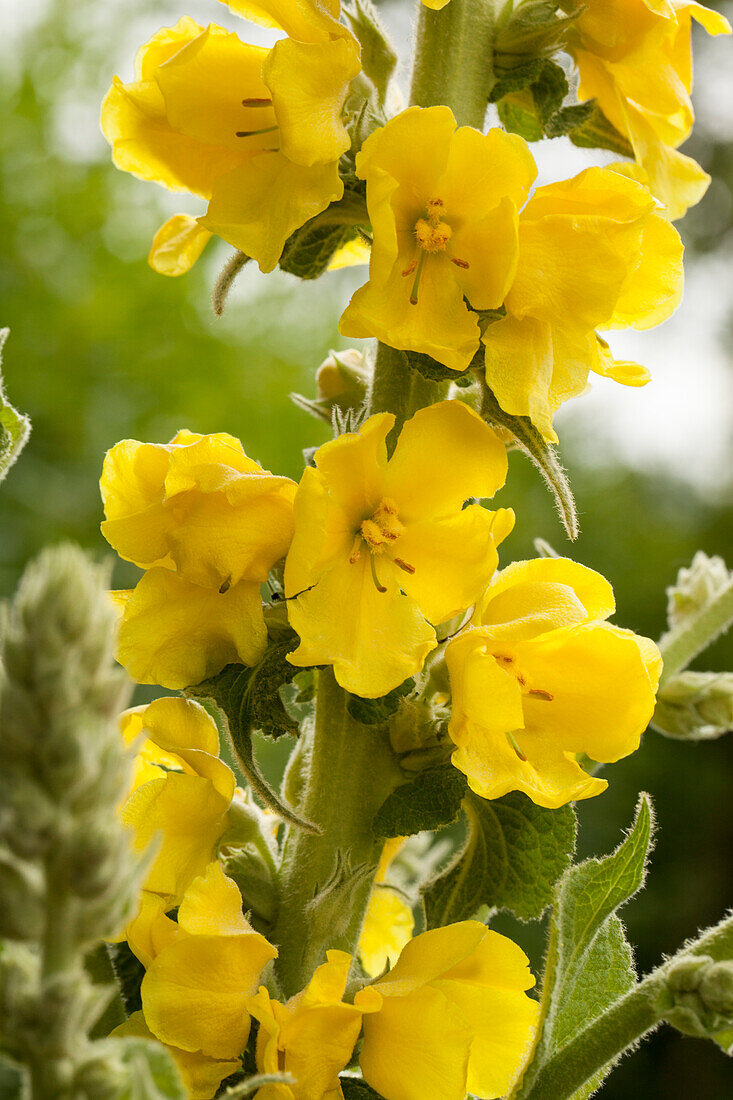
[272,669,401,997]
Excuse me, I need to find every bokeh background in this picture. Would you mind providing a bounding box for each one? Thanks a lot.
[1,0,731,1095]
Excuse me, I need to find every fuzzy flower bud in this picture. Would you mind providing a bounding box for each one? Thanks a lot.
[653,670,733,740]
[657,955,733,1039]
[666,552,732,632]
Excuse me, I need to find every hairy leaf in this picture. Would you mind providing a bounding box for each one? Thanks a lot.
[490,58,547,102]
[279,221,358,280]
[0,330,31,486]
[424,791,576,927]
[544,101,596,139]
[186,642,318,832]
[568,103,634,158]
[346,678,414,725]
[480,381,578,539]
[107,941,145,1017]
[530,61,568,124]
[373,764,467,838]
[116,1038,186,1099]
[402,348,475,384]
[516,795,654,1099]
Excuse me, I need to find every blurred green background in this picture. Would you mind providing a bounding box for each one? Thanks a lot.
[1,0,731,1095]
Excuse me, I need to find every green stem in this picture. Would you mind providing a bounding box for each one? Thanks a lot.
[519,915,733,1100]
[410,0,499,127]
[272,669,401,997]
[659,580,733,685]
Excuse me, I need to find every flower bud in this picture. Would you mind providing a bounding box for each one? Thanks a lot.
[657,955,733,1039]
[316,348,370,406]
[653,670,733,740]
[666,551,732,631]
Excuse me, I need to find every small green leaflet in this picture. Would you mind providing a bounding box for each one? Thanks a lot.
[515,794,654,1099]
[0,330,30,486]
[373,763,467,838]
[347,678,414,725]
[116,1038,186,1100]
[186,643,318,833]
[424,791,576,927]
[568,104,634,158]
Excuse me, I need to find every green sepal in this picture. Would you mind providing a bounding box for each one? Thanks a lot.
[346,678,414,725]
[342,0,398,105]
[115,1038,186,1099]
[372,763,467,839]
[515,795,654,1099]
[402,347,478,384]
[479,380,579,540]
[544,100,596,139]
[568,103,634,158]
[339,1079,385,1099]
[489,57,547,103]
[529,60,568,124]
[186,644,319,833]
[0,330,30,487]
[423,791,576,927]
[497,94,544,142]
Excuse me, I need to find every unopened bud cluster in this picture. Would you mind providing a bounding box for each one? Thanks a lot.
[657,954,733,1041]
[666,552,732,632]
[653,670,733,740]
[0,545,147,1098]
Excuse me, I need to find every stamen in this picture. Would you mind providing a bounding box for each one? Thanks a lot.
[496,654,514,665]
[402,260,418,278]
[506,731,527,761]
[219,576,232,594]
[235,125,278,138]
[394,557,416,575]
[451,257,470,269]
[242,97,272,107]
[528,688,554,701]
[370,556,387,594]
[349,535,362,564]
[410,252,426,306]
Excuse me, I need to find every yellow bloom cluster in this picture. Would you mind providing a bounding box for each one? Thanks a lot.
[101,0,360,273]
[101,429,295,688]
[568,0,731,219]
[340,106,684,440]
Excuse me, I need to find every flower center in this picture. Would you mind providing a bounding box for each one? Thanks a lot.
[494,652,554,760]
[414,198,452,253]
[348,498,415,591]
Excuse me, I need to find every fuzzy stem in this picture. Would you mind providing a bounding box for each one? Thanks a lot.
[272,669,401,997]
[410,0,498,127]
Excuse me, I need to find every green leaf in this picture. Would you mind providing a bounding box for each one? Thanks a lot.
[516,795,654,1099]
[107,941,145,1017]
[186,643,318,833]
[544,100,596,139]
[373,764,467,839]
[116,1038,186,1099]
[339,1078,385,1099]
[490,58,546,102]
[530,61,568,125]
[498,94,544,143]
[480,380,578,540]
[346,678,414,725]
[0,330,31,487]
[568,103,634,158]
[279,220,358,280]
[424,791,576,927]
[343,0,397,104]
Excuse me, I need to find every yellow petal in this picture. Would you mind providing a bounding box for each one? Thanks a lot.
[374,920,487,996]
[482,314,557,442]
[148,214,212,276]
[177,862,251,936]
[286,553,436,697]
[608,208,684,330]
[328,237,370,269]
[477,557,616,628]
[117,568,267,690]
[142,932,277,1058]
[359,887,415,978]
[440,126,536,222]
[360,985,472,1100]
[120,697,221,759]
[203,153,344,273]
[590,335,652,386]
[263,37,360,167]
[219,0,344,43]
[111,1012,240,1100]
[516,621,658,761]
[384,401,508,521]
[124,893,181,969]
[122,772,232,899]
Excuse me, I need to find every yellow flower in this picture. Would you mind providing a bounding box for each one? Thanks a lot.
[101,429,295,688]
[354,921,538,1100]
[284,400,512,698]
[358,837,414,978]
[119,697,236,902]
[140,861,278,1060]
[568,0,731,219]
[339,106,536,372]
[101,4,360,273]
[445,558,662,809]
[248,950,363,1099]
[481,164,684,441]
